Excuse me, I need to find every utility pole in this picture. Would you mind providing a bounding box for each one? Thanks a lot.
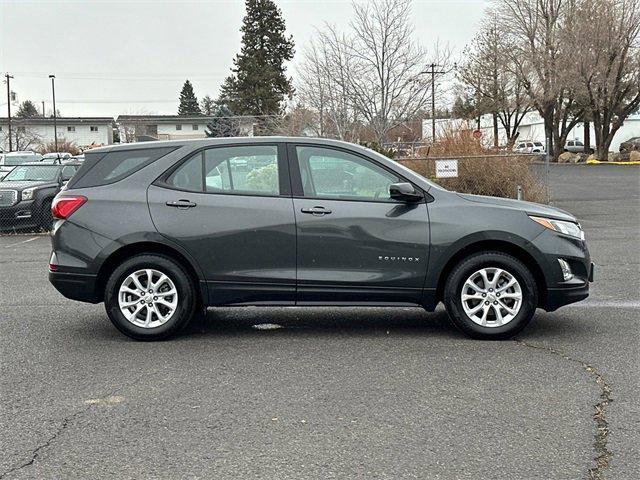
[42,101,45,117]
[49,74,58,151]
[5,74,14,152]
[428,63,446,143]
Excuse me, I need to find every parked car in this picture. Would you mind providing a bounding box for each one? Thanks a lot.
[619,137,640,152]
[66,154,85,163]
[564,140,594,153]
[0,151,44,177]
[48,138,594,341]
[0,163,79,231]
[513,141,545,154]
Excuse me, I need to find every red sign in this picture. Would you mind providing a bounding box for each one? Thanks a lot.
[473,130,482,139]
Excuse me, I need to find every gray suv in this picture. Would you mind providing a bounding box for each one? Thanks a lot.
[48,138,594,340]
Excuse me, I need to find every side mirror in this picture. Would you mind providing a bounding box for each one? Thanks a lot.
[389,182,423,202]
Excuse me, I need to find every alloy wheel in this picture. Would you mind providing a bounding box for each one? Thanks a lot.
[460,267,523,327]
[118,269,179,328]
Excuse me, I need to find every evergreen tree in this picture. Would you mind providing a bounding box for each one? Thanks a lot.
[220,0,295,116]
[200,95,215,115]
[178,80,201,115]
[15,100,40,118]
[205,101,238,137]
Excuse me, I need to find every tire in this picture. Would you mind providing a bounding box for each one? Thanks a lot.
[444,252,538,340]
[39,199,53,231]
[104,254,198,341]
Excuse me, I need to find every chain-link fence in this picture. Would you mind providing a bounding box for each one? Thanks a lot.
[396,154,549,204]
[1,152,549,236]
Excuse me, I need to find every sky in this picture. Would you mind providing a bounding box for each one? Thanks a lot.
[0,0,489,118]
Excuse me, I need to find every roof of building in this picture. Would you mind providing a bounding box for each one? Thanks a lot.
[116,115,255,124]
[0,116,114,125]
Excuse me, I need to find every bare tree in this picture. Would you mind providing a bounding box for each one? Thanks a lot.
[297,28,362,141]
[458,15,531,147]
[348,0,450,143]
[1,126,42,151]
[297,0,449,144]
[498,0,583,159]
[572,0,640,160]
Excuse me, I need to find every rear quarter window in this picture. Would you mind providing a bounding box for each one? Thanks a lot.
[68,147,176,189]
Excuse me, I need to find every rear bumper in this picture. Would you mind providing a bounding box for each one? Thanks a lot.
[49,270,100,303]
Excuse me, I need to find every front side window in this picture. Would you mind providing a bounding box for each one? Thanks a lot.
[296,146,400,201]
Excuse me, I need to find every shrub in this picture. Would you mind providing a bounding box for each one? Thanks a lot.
[398,126,547,203]
[38,138,81,156]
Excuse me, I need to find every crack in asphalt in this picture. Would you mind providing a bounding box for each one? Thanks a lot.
[0,410,85,480]
[0,376,143,479]
[515,340,613,480]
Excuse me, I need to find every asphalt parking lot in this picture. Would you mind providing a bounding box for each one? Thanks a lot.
[1,164,638,479]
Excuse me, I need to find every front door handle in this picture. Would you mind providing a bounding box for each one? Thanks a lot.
[301,206,332,216]
[166,199,197,209]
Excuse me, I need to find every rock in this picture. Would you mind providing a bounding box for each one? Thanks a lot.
[587,153,599,162]
[558,151,577,163]
[573,153,588,163]
[630,150,640,162]
[609,152,621,161]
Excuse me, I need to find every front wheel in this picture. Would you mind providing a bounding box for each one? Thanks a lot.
[444,252,538,340]
[104,254,198,340]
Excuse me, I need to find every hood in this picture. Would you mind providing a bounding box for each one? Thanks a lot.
[457,193,577,222]
[0,180,58,191]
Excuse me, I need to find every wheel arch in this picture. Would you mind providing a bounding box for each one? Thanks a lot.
[435,239,547,308]
[95,241,207,305]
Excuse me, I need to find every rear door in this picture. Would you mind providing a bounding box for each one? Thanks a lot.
[148,143,296,305]
[289,144,430,305]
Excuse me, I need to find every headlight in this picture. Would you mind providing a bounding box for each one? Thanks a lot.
[530,215,584,240]
[22,188,36,201]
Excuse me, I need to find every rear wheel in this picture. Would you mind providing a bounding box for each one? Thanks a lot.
[444,252,538,340]
[104,254,198,340]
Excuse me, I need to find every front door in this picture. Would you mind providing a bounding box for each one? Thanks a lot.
[148,143,296,305]
[289,144,430,305]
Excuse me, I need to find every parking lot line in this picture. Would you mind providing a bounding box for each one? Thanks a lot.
[2,236,41,249]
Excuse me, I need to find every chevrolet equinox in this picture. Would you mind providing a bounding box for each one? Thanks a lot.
[48,138,594,340]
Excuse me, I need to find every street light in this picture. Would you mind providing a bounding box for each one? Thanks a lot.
[49,74,58,152]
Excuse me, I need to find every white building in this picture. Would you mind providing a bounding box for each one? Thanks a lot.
[116,115,255,143]
[423,112,640,151]
[0,116,114,152]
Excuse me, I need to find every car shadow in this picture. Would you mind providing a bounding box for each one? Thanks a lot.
[182,306,458,339]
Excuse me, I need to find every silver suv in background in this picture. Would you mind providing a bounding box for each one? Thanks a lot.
[513,141,545,154]
[0,151,44,179]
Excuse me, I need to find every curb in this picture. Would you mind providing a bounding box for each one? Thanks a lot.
[586,159,640,165]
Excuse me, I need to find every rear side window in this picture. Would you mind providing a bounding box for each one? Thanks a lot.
[68,147,176,189]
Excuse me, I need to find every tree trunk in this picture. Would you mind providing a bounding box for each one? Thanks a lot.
[492,112,499,148]
[583,121,590,154]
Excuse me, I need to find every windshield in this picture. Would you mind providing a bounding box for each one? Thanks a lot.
[4,155,38,166]
[4,165,60,182]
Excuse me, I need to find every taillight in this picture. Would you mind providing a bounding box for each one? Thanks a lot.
[51,195,87,219]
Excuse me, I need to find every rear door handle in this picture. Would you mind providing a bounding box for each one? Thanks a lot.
[166,199,197,209]
[301,206,332,216]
